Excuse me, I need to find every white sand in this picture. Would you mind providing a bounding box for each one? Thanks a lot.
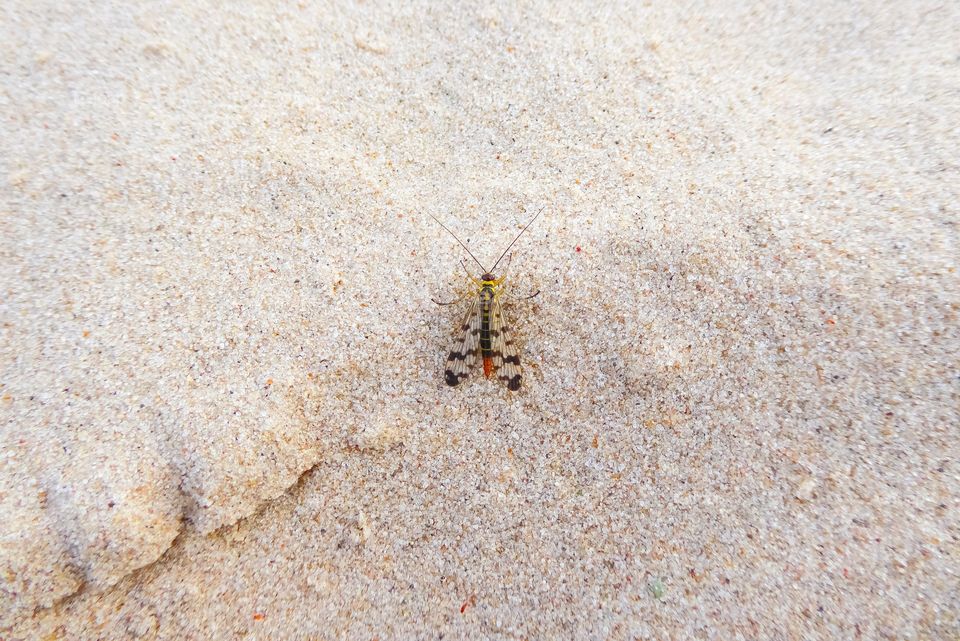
[2,0,957,638]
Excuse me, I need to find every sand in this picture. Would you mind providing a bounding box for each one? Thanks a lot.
[1,0,957,638]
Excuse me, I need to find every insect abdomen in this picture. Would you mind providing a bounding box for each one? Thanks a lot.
[479,287,494,377]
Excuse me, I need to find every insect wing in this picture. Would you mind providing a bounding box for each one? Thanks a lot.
[444,298,480,386]
[491,299,522,390]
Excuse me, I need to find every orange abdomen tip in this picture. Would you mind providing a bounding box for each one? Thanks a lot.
[483,357,494,378]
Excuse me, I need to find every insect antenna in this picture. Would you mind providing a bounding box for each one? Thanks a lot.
[429,213,487,273]
[489,206,544,274]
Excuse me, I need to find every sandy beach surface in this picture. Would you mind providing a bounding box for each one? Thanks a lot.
[2,0,958,638]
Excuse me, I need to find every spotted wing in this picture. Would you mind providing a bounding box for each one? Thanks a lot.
[491,298,522,391]
[444,298,480,386]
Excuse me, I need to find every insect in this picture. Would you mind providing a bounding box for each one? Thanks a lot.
[430,208,543,391]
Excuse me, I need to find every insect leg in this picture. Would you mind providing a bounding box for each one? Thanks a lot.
[460,259,483,287]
